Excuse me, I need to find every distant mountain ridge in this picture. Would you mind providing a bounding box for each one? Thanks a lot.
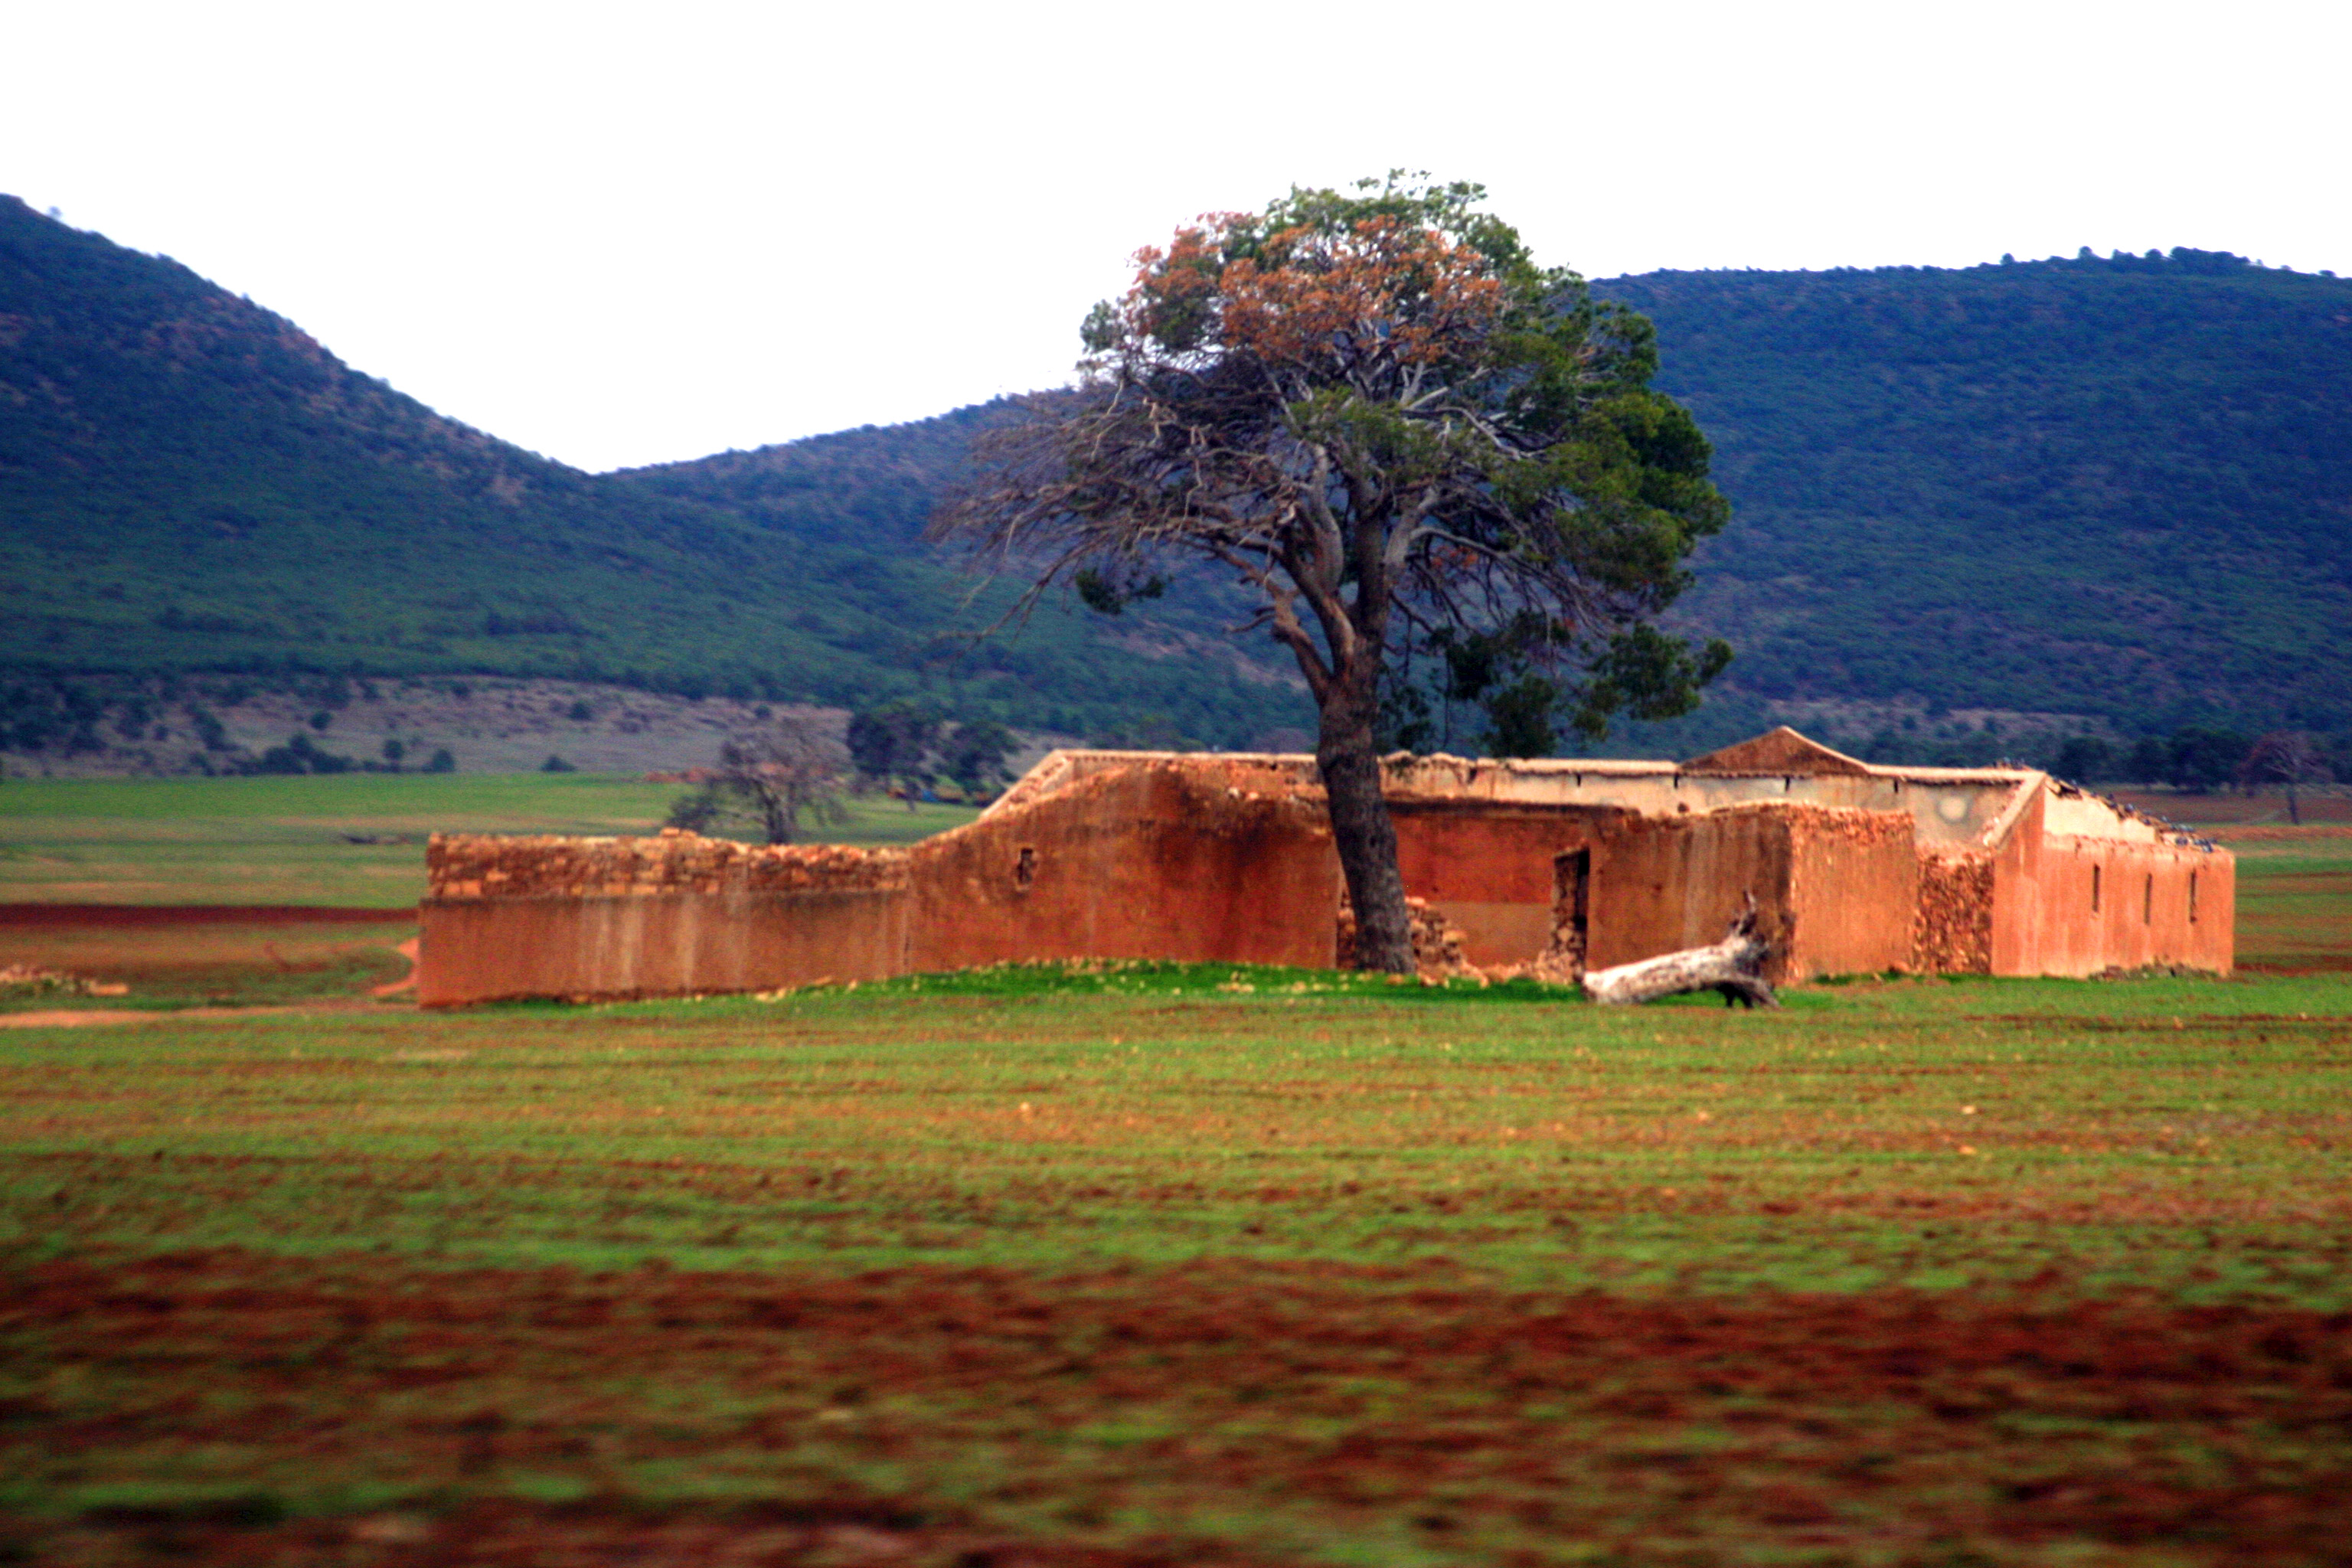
[5,194,2349,761]
[0,196,1302,745]
[1603,250,2352,737]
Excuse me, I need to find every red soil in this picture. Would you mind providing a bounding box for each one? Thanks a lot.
[5,1250,2350,1566]
[0,904,416,928]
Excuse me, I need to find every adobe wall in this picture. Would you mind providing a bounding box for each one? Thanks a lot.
[1781,808,1920,978]
[1387,804,1625,967]
[419,834,909,1006]
[1988,789,2234,975]
[907,761,1341,972]
[418,889,910,1006]
[1005,747,2037,850]
[1586,804,1916,982]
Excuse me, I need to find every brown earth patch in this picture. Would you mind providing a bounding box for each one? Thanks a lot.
[0,904,417,927]
[2108,791,2352,826]
[2213,825,2352,843]
[4,1250,2350,1566]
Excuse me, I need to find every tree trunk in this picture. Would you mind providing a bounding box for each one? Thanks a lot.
[1581,900,1779,1008]
[1318,680,1415,973]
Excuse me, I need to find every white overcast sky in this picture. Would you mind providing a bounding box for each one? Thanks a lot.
[7,0,2345,472]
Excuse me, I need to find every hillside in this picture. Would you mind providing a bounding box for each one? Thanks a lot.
[637,251,2352,751]
[8,191,2350,766]
[0,196,1305,749]
[1606,252,2352,740]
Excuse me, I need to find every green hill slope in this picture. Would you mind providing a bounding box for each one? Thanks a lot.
[0,196,1305,743]
[1606,253,2352,734]
[9,191,2349,760]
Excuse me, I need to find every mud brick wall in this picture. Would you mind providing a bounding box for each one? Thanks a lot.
[420,833,910,1006]
[1980,788,2235,977]
[908,762,1342,973]
[1587,803,1916,982]
[1781,805,1919,978]
[427,831,908,900]
[1386,804,1628,968]
[1913,850,1994,974]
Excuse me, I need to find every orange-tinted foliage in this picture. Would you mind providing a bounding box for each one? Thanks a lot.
[1125,215,1508,372]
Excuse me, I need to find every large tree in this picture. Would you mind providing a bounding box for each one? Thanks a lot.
[936,178,1731,972]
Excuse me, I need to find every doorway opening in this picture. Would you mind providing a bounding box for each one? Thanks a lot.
[1549,848,1592,977]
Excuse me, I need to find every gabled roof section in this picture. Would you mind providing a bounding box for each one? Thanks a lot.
[1680,727,1875,777]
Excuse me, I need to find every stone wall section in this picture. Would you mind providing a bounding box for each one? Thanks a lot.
[1912,850,1995,974]
[1333,897,1475,978]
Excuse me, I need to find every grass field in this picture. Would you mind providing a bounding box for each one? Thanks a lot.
[5,963,2350,1566]
[0,773,978,908]
[2,782,2348,1564]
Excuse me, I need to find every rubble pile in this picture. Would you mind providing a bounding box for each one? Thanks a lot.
[1911,849,1994,973]
[1334,896,1475,979]
[0,965,124,998]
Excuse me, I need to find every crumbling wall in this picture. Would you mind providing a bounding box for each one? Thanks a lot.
[419,832,910,1006]
[1586,803,1916,982]
[1782,806,1919,977]
[1386,805,1623,967]
[908,762,1341,973]
[1333,896,1474,978]
[427,831,908,900]
[1912,850,1994,974]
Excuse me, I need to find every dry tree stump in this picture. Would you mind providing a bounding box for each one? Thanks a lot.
[1580,896,1780,1009]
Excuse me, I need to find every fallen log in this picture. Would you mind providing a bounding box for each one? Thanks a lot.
[1580,897,1780,1009]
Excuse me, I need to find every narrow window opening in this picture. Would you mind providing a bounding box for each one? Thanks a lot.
[1014,845,1037,891]
[2190,871,2200,924]
[2091,864,2102,913]
[2144,873,2153,924]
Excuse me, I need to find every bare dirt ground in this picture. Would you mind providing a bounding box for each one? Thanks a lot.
[0,907,416,1014]
[2109,788,2352,825]
[7,1250,2350,1566]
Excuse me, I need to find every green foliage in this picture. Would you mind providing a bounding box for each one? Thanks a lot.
[1606,250,2352,736]
[15,188,2347,756]
[845,700,940,785]
[942,719,1014,795]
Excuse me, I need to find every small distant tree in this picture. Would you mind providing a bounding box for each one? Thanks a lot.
[2051,734,2112,783]
[2167,727,2251,794]
[2125,736,2170,784]
[423,747,456,774]
[2237,730,2329,824]
[943,720,1015,798]
[668,719,848,844]
[936,178,1731,970]
[846,701,941,809]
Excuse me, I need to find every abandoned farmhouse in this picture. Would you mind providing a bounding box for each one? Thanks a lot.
[416,727,2233,1007]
